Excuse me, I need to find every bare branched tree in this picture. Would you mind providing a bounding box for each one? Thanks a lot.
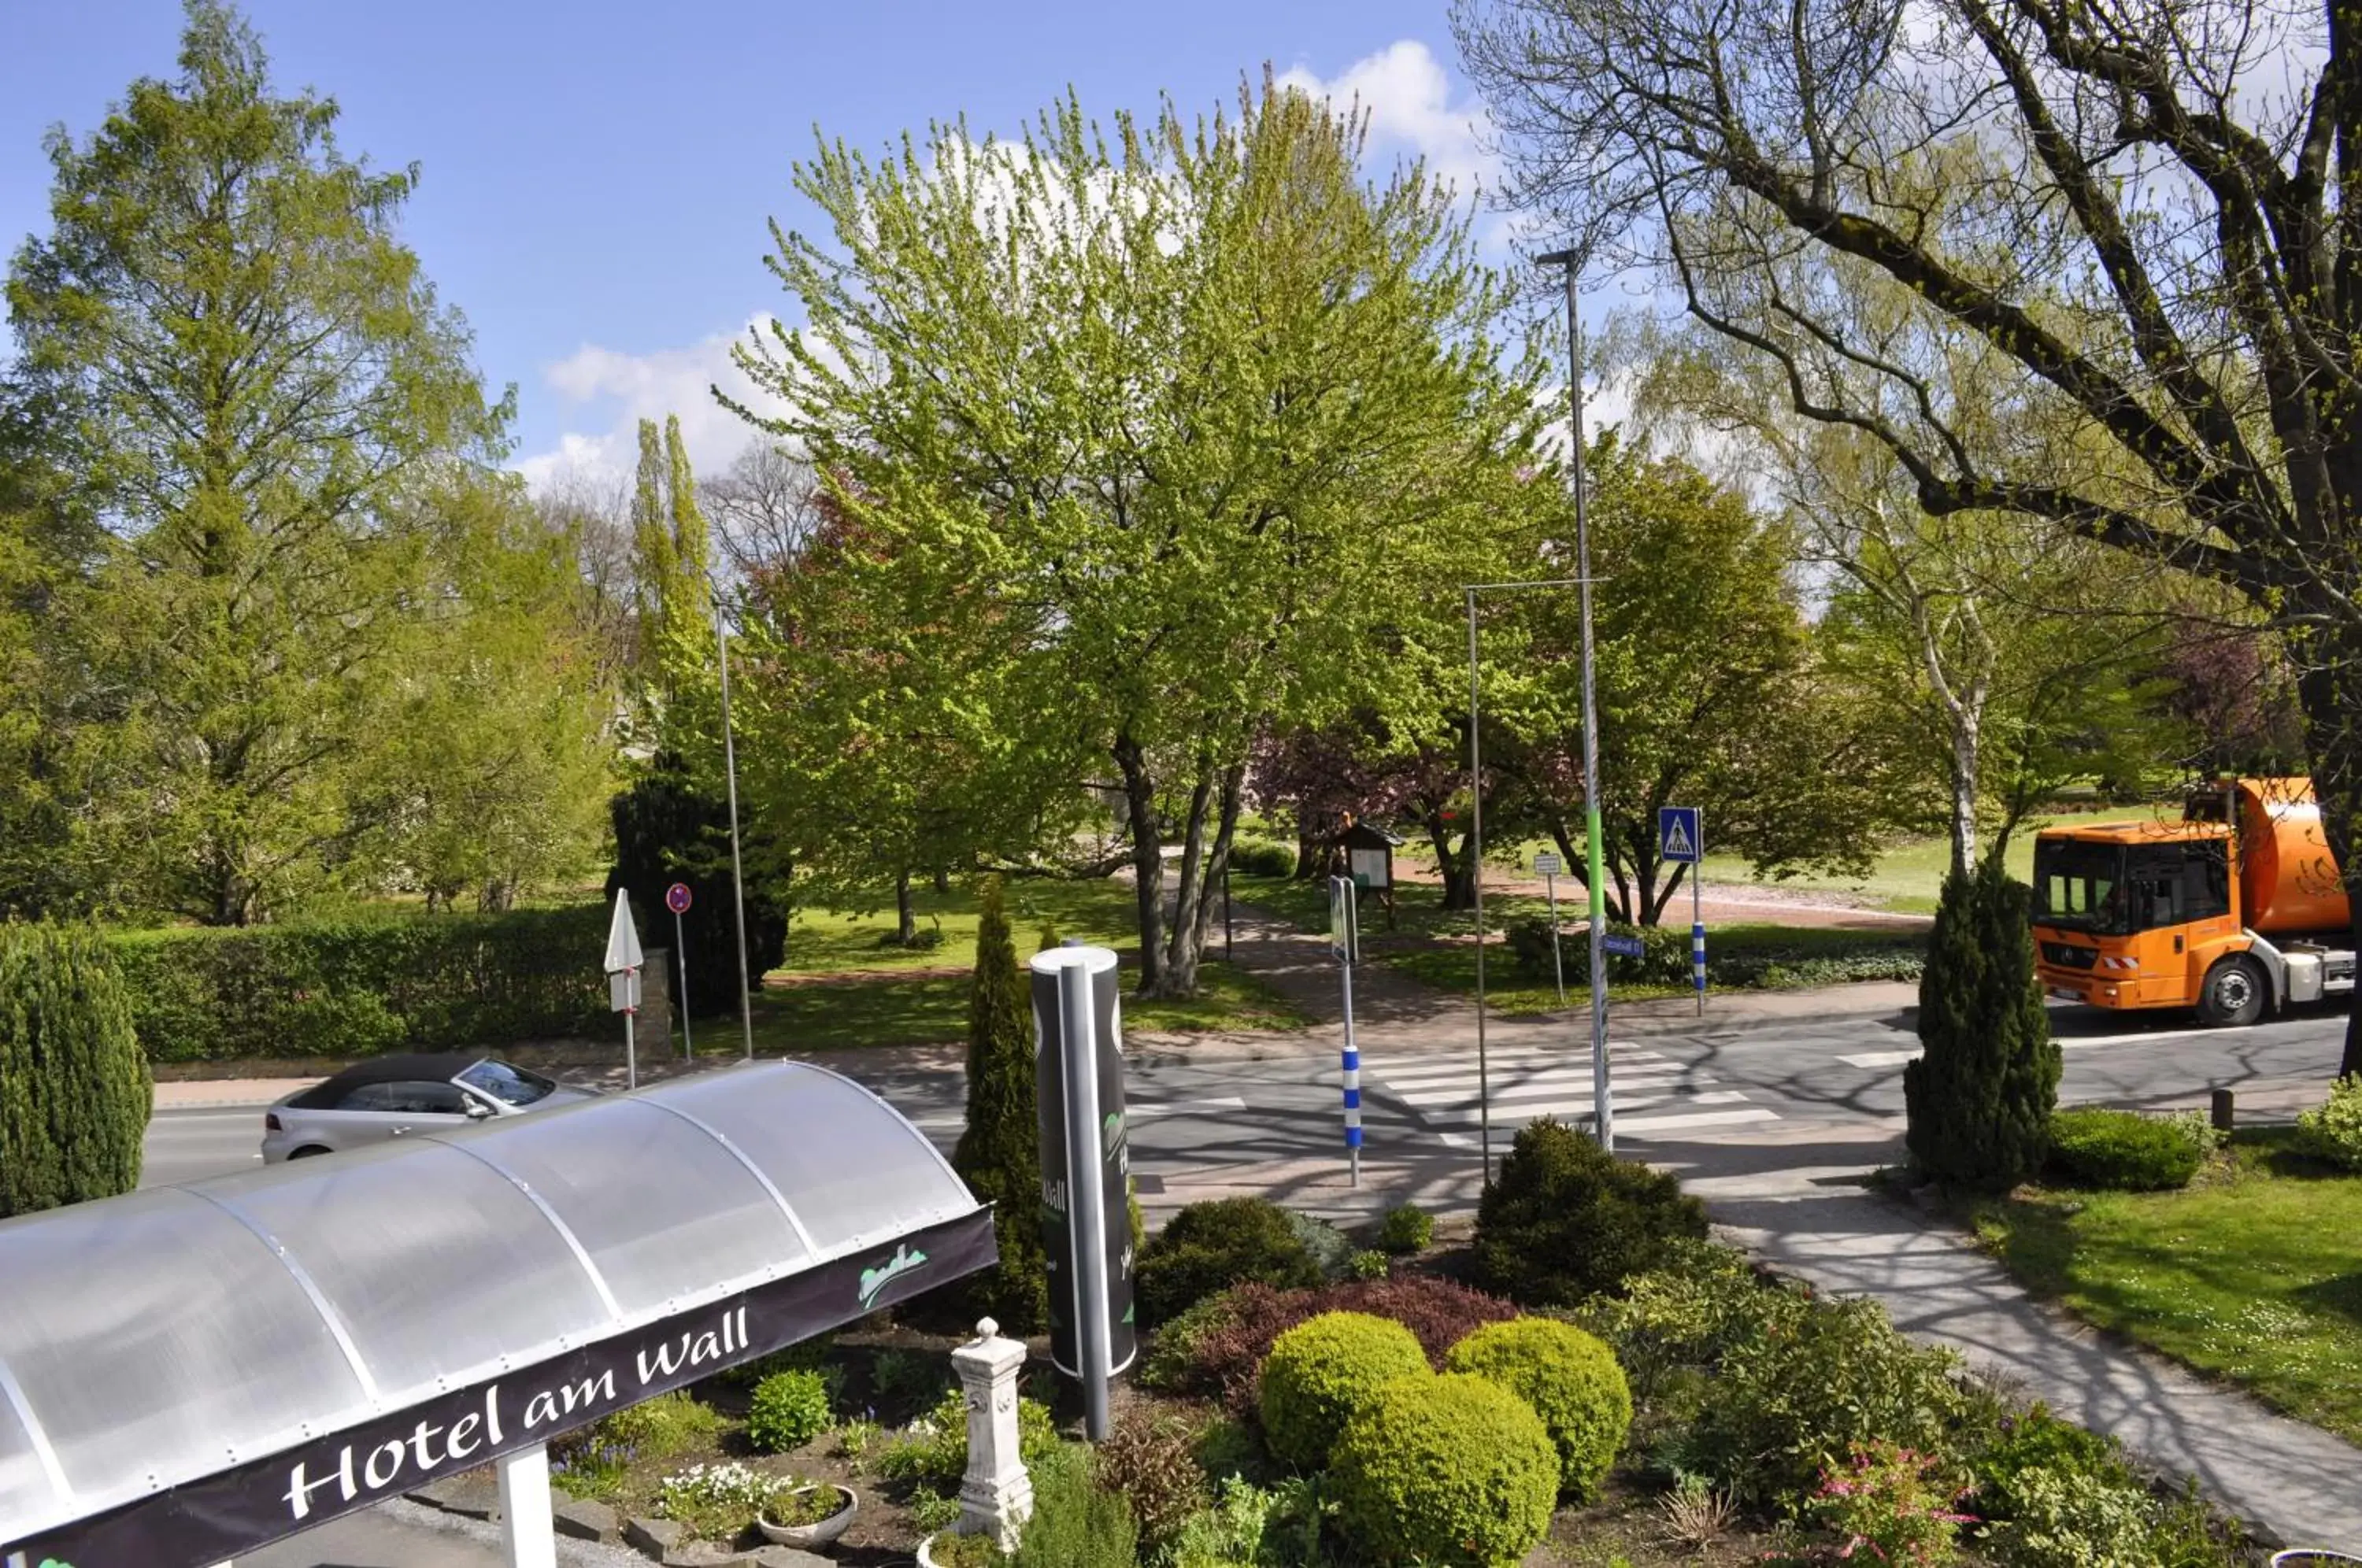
[1460,0,2362,1071]
[700,442,824,582]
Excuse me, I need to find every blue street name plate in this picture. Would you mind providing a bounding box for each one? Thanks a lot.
[1601,933,1646,960]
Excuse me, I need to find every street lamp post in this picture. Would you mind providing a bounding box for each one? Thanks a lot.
[716,618,756,1060]
[1464,577,1590,1185]
[1537,245,1613,1155]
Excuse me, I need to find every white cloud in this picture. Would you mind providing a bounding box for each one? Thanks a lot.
[514,316,794,490]
[1278,40,1497,202]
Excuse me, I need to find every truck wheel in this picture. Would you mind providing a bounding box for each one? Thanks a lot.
[2198,955,2267,1027]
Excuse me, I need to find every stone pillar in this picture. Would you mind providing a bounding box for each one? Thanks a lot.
[952,1318,1034,1550]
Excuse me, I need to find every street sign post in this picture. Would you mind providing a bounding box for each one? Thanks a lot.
[604,889,645,1089]
[1327,875,1364,1189]
[1533,851,1567,1007]
[666,882,694,1058]
[1659,807,1705,1015]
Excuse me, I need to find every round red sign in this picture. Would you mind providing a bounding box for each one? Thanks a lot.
[665,882,693,915]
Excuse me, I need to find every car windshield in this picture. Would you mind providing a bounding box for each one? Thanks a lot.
[2034,839,2127,934]
[457,1059,560,1107]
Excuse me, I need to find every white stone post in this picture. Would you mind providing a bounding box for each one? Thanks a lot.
[497,1441,559,1568]
[953,1317,1034,1550]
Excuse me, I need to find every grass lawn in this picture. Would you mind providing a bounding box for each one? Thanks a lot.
[1231,872,1923,1017]
[1690,804,2155,913]
[747,878,1310,1052]
[1971,1130,2362,1445]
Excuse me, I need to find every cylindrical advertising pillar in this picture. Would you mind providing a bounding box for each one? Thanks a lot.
[1031,946,1137,1411]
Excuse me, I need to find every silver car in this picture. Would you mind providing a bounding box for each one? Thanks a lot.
[261,1053,594,1161]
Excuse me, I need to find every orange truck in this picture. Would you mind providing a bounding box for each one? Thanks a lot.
[2031,778,2353,1026]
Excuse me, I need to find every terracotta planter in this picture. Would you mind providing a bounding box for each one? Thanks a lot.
[757,1483,857,1548]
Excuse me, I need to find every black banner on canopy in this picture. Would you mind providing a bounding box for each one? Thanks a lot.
[5,1207,994,1568]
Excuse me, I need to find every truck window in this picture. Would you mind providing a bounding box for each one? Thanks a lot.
[2033,839,2127,934]
[2182,841,2231,923]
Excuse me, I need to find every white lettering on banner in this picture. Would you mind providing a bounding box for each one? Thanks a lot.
[524,1371,618,1431]
[277,1304,748,1523]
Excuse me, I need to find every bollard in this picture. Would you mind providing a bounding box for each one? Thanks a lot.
[2212,1088,2236,1133]
[953,1318,1034,1549]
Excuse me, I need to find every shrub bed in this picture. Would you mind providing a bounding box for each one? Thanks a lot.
[1445,1317,1631,1503]
[2297,1074,2362,1171]
[1135,1196,1323,1325]
[2046,1108,2205,1191]
[1257,1312,1431,1469]
[106,905,610,1062]
[1329,1372,1560,1567]
[1140,1275,1519,1415]
[1473,1117,1707,1305]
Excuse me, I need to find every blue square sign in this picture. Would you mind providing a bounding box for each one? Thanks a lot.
[1658,806,1701,864]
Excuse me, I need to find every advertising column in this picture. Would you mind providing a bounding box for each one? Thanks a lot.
[1030,945,1137,1436]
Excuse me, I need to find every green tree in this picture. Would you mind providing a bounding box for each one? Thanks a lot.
[731,80,1544,996]
[0,922,150,1219]
[1905,858,2058,1190]
[605,752,788,1018]
[3,1,512,923]
[1457,0,2362,1076]
[951,878,1049,1332]
[1494,437,1890,923]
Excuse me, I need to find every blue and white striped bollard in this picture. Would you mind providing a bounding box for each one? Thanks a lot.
[1692,922,1708,1011]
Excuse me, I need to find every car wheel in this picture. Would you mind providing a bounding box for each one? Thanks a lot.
[2198,955,2267,1027]
[287,1145,332,1159]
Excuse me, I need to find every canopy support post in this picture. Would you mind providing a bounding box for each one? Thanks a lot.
[498,1442,558,1568]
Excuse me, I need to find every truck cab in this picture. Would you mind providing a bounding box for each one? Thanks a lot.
[2031,778,2352,1026]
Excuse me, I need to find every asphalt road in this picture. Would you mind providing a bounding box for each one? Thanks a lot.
[146,998,2353,1198]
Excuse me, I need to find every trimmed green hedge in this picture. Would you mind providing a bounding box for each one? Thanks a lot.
[106,906,609,1063]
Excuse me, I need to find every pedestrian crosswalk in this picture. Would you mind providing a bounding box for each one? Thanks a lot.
[1368,1045,1779,1142]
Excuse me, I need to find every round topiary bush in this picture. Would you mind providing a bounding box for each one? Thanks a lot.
[746,1368,834,1452]
[1257,1311,1431,1470]
[2047,1108,2202,1191]
[1136,1196,1322,1325]
[1329,1373,1559,1568]
[1444,1317,1632,1502]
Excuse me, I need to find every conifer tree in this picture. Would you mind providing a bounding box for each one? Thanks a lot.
[0,923,150,1218]
[1905,856,2059,1189]
[952,878,1048,1330]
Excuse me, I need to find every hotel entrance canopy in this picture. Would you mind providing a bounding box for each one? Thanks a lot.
[0,1060,992,1567]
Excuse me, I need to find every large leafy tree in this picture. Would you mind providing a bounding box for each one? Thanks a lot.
[5,1,516,923]
[1494,438,1893,923]
[1457,0,2362,1073]
[731,80,1546,995]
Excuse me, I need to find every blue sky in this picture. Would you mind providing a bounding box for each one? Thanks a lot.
[2,1,1512,483]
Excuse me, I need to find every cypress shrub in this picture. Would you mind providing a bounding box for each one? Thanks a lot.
[1,922,150,1218]
[952,878,1049,1332]
[1905,858,2060,1191]
[606,750,787,1015]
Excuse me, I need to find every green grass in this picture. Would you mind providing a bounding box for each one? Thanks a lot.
[1971,1130,2362,1445]
[1230,872,1923,1016]
[1690,805,2151,913]
[746,878,1310,1052]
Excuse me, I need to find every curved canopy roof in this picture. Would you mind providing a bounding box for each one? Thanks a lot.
[0,1060,980,1547]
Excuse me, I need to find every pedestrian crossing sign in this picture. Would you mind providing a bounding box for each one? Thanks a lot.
[1659,806,1701,864]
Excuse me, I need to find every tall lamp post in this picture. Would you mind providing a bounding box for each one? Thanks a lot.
[1464,577,1588,1185]
[1538,244,1614,1155]
[716,617,756,1060]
